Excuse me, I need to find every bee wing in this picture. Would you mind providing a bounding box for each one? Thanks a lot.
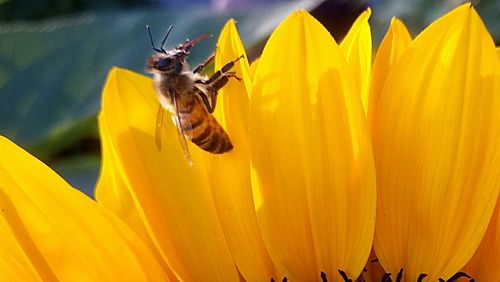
[171,91,194,166]
[155,105,164,151]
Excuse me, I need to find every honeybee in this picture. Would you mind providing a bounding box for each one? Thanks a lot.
[145,25,242,162]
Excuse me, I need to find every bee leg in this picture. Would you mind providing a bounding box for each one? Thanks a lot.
[193,51,216,74]
[206,89,218,114]
[208,71,242,90]
[196,90,215,113]
[195,55,244,113]
[222,71,242,81]
[204,55,244,85]
[195,76,228,114]
[199,72,240,113]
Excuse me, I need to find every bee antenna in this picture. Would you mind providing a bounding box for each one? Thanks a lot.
[146,25,165,53]
[159,25,174,53]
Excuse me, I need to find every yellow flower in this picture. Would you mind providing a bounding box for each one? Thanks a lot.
[0,136,168,280]
[1,3,498,281]
[97,10,375,281]
[370,3,500,281]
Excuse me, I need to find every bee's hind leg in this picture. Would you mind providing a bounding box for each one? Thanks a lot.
[196,90,215,113]
[201,72,239,113]
[196,55,245,113]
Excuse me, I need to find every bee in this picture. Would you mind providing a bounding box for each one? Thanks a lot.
[145,25,242,162]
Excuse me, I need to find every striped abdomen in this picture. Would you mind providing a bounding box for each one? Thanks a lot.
[176,91,233,154]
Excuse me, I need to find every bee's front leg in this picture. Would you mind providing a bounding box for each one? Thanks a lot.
[193,52,215,74]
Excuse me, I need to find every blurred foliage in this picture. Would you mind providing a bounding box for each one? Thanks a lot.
[0,0,155,21]
[0,2,319,195]
[0,0,498,196]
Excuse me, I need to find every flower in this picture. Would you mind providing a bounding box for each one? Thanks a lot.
[0,136,168,280]
[1,3,499,281]
[97,10,376,281]
[370,3,500,281]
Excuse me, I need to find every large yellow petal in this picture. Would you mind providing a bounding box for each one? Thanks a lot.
[96,115,178,281]
[372,4,500,280]
[197,20,275,281]
[251,10,376,281]
[462,52,500,281]
[462,196,500,280]
[0,136,168,281]
[97,68,239,281]
[367,17,411,132]
[340,8,372,114]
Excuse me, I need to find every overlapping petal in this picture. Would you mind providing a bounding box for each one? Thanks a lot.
[462,51,500,281]
[340,8,372,113]
[367,17,411,131]
[462,197,500,280]
[365,19,411,280]
[251,10,376,281]
[0,136,168,281]
[96,117,177,280]
[372,4,500,280]
[96,68,239,281]
[197,20,276,281]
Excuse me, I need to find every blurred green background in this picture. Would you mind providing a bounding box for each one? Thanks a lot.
[0,0,498,196]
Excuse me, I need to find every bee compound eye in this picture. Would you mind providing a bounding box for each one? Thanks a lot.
[156,58,172,70]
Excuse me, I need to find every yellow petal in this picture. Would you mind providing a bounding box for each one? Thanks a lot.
[249,58,260,80]
[340,8,372,114]
[367,17,411,132]
[462,196,500,280]
[97,68,239,281]
[96,115,178,280]
[372,4,500,280]
[197,19,275,281]
[0,136,168,281]
[462,54,500,281]
[251,10,376,281]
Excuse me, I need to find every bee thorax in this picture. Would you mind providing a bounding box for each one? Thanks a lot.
[153,73,194,112]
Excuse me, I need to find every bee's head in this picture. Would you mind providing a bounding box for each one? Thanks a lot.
[146,50,187,75]
[145,25,211,76]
